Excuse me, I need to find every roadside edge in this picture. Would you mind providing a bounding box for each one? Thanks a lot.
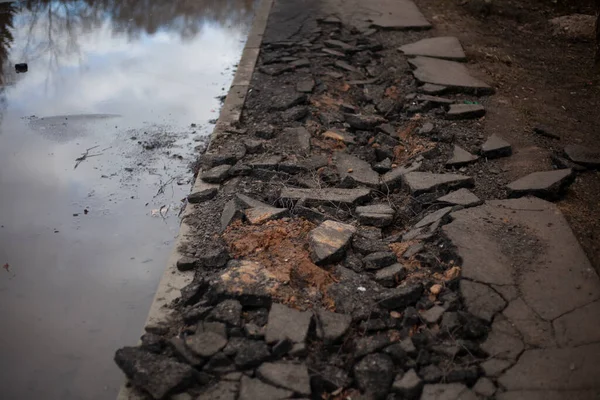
[116,0,273,398]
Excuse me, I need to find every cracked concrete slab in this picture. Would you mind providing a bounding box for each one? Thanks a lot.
[497,390,600,400]
[444,197,600,320]
[499,343,600,391]
[502,298,555,348]
[553,300,600,347]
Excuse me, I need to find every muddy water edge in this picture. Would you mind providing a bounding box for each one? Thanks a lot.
[0,1,256,399]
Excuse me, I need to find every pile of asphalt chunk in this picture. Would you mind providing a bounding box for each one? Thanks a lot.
[115,10,587,400]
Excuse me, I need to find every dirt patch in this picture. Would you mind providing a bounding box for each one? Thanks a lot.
[223,218,336,308]
[415,0,600,271]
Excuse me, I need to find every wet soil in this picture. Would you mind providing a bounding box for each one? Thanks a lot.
[414,0,600,270]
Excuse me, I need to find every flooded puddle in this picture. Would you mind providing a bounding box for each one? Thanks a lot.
[0,1,256,399]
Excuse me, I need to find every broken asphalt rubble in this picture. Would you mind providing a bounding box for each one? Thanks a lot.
[115,0,600,399]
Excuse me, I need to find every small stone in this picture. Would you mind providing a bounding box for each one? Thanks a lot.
[375,263,407,287]
[415,207,453,228]
[169,337,204,367]
[244,139,264,154]
[188,188,218,204]
[201,164,231,183]
[185,331,227,358]
[316,309,352,343]
[481,134,512,158]
[309,220,356,265]
[446,145,479,167]
[506,169,574,199]
[334,152,380,188]
[392,369,423,399]
[322,48,346,57]
[354,333,394,357]
[243,323,264,339]
[324,71,344,79]
[353,353,395,400]
[324,39,354,52]
[220,200,244,231]
[280,127,311,154]
[176,256,198,271]
[114,347,194,399]
[344,113,387,130]
[378,284,424,309]
[257,362,311,396]
[421,305,445,324]
[437,189,482,207]
[290,58,310,68]
[403,171,473,195]
[245,207,289,224]
[203,352,236,374]
[381,162,423,190]
[420,365,443,383]
[255,123,275,139]
[400,36,466,61]
[473,377,496,397]
[399,337,417,355]
[234,340,271,369]
[335,60,360,72]
[373,158,393,173]
[403,243,425,259]
[270,91,307,111]
[418,122,435,135]
[363,251,397,270]
[239,376,292,400]
[200,153,238,168]
[265,303,312,344]
[447,103,486,120]
[208,299,242,326]
[323,129,356,144]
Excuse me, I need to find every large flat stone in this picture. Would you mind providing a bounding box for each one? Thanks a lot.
[208,260,280,307]
[334,152,380,188]
[446,104,486,120]
[444,197,600,320]
[460,280,506,322]
[400,36,466,61]
[265,303,312,344]
[316,309,352,343]
[564,144,600,168]
[408,56,493,94]
[280,187,371,207]
[257,362,311,396]
[309,220,356,265]
[239,376,292,400]
[446,145,479,167]
[481,134,512,158]
[553,300,600,347]
[498,343,600,391]
[356,204,395,227]
[507,169,574,199]
[403,171,473,195]
[415,207,453,228]
[437,189,482,207]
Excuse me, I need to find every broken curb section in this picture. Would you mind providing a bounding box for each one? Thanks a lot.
[115,0,600,399]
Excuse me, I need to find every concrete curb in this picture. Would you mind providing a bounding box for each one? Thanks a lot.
[116,1,273,398]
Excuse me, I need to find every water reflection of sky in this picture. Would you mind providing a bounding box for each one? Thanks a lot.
[0,1,255,399]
